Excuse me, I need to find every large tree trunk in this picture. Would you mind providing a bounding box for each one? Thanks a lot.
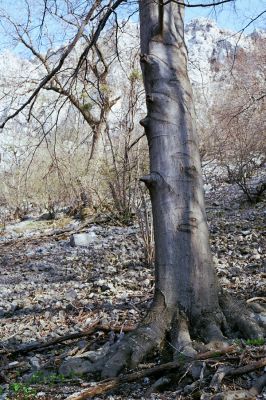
[59,0,264,381]
[139,0,220,328]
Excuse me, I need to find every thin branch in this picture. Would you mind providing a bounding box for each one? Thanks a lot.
[72,0,127,78]
[0,0,100,129]
[128,133,146,150]
[163,0,234,7]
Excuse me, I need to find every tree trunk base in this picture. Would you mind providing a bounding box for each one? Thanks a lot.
[59,291,265,379]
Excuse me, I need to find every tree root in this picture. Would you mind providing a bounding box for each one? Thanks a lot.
[171,311,197,358]
[59,292,173,377]
[219,292,265,339]
[65,347,237,400]
[59,291,265,397]
[101,293,173,378]
[65,355,265,400]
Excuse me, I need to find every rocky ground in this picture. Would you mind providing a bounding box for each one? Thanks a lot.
[0,181,265,400]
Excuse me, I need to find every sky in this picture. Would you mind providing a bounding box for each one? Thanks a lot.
[185,0,266,32]
[0,0,265,54]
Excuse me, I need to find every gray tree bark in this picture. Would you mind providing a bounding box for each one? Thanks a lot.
[139,0,220,327]
[96,2,263,379]
[59,0,264,380]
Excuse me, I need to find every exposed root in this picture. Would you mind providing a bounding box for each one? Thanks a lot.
[171,311,197,358]
[65,347,237,400]
[59,291,264,393]
[101,292,173,378]
[100,291,261,379]
[145,376,172,396]
[203,319,228,349]
[219,292,265,339]
[101,323,166,378]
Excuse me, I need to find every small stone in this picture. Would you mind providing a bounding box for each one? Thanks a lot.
[230,266,241,276]
[59,310,65,320]
[29,356,41,370]
[65,289,78,301]
[190,361,205,379]
[220,277,231,285]
[70,232,97,247]
[257,312,266,325]
[241,230,251,236]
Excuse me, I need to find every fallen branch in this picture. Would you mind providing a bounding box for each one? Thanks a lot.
[246,297,266,304]
[65,346,237,400]
[210,358,266,394]
[227,358,266,377]
[210,365,230,392]
[207,374,266,400]
[0,322,135,356]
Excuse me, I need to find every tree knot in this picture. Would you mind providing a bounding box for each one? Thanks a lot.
[139,116,150,128]
[140,53,153,65]
[140,172,163,189]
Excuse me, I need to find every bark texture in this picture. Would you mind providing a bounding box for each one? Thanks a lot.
[139,0,221,330]
[59,0,264,381]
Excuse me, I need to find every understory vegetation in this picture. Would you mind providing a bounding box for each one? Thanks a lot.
[0,29,265,226]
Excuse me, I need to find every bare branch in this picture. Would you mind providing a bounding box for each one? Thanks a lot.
[0,0,100,129]
[72,0,127,78]
[163,0,234,7]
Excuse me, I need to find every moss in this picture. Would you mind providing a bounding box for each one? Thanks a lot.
[245,338,265,346]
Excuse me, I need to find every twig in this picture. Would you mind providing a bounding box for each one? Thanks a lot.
[1,321,100,356]
[0,2,100,129]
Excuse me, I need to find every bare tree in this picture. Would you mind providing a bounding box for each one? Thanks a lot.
[91,0,262,379]
[203,36,266,201]
[0,0,264,380]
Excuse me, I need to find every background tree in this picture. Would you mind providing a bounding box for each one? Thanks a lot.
[209,37,266,201]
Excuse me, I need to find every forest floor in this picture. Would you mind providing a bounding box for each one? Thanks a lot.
[0,181,265,399]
